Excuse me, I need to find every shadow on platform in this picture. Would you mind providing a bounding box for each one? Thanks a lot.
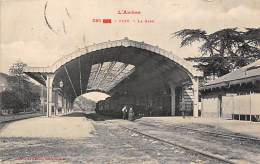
[63,112,117,121]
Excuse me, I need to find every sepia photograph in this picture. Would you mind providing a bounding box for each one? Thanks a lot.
[0,0,260,163]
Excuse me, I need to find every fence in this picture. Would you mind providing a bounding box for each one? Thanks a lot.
[201,93,260,120]
[222,93,260,120]
[201,95,220,117]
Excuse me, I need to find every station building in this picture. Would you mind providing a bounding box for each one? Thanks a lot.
[200,60,260,121]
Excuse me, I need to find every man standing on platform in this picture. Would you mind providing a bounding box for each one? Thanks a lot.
[122,105,127,120]
[128,106,135,121]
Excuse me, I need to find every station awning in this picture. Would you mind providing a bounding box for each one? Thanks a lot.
[201,59,260,90]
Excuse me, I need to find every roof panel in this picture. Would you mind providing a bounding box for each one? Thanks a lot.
[86,61,135,92]
[202,59,260,90]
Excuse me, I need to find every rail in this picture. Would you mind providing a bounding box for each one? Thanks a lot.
[120,125,235,164]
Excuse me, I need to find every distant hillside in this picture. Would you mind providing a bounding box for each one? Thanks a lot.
[0,72,10,92]
[0,72,43,94]
[74,96,96,111]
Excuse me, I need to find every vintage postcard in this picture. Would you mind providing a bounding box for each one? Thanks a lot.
[0,0,260,163]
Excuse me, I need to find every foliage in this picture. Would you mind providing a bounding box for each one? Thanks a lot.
[0,90,24,113]
[4,61,41,112]
[9,61,28,80]
[174,28,260,77]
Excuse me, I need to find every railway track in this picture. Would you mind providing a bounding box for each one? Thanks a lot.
[0,113,44,124]
[120,125,235,164]
[139,122,260,145]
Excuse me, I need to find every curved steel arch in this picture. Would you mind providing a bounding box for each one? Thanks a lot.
[48,38,202,78]
[24,37,203,118]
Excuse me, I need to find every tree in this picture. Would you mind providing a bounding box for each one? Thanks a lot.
[8,61,27,111]
[9,60,28,81]
[8,61,36,112]
[0,90,24,113]
[0,61,41,113]
[174,28,260,77]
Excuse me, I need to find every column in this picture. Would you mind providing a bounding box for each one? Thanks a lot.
[192,77,199,118]
[61,97,65,114]
[65,98,68,114]
[70,101,74,113]
[57,93,61,115]
[68,102,70,113]
[69,101,73,113]
[67,101,70,113]
[65,99,69,114]
[58,94,62,115]
[46,74,54,117]
[54,91,58,116]
[169,83,176,116]
[40,85,45,114]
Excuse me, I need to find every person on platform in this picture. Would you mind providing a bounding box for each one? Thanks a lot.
[128,106,135,121]
[180,101,186,118]
[122,105,127,120]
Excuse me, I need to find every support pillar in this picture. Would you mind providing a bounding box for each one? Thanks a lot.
[54,91,58,116]
[69,101,73,113]
[192,77,199,117]
[67,102,70,113]
[65,99,69,114]
[58,94,61,115]
[57,94,63,115]
[46,74,54,117]
[70,101,73,113]
[169,83,176,116]
[64,99,67,114]
[61,97,65,114]
[40,85,45,114]
[68,102,70,113]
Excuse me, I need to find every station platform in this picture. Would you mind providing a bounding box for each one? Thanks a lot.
[0,116,95,139]
[133,117,260,138]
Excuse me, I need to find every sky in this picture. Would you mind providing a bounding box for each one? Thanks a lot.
[1,0,260,101]
[82,92,110,102]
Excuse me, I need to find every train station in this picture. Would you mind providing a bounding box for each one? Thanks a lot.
[2,30,260,164]
[24,38,203,118]
[1,0,260,163]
